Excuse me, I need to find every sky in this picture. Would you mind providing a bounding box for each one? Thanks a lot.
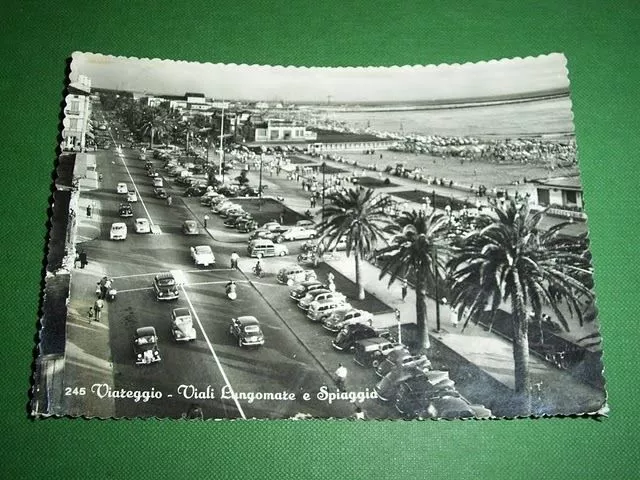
[69,52,570,104]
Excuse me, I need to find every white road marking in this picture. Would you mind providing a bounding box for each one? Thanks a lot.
[115,286,154,294]
[111,268,240,281]
[118,155,158,228]
[180,285,247,419]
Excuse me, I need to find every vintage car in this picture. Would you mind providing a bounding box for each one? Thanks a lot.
[278,226,318,242]
[322,308,374,333]
[190,245,215,267]
[307,299,352,323]
[182,220,199,235]
[248,228,279,242]
[332,323,389,352]
[295,219,316,229]
[110,222,127,240]
[298,290,346,311]
[116,182,128,194]
[375,353,432,378]
[276,265,317,286]
[147,169,159,177]
[134,326,161,365]
[224,214,252,228]
[219,207,244,219]
[247,239,289,258]
[126,191,138,202]
[184,185,208,197]
[236,219,258,233]
[261,221,283,232]
[212,201,241,214]
[153,272,179,301]
[353,337,406,368]
[118,203,133,218]
[153,177,164,188]
[416,395,493,420]
[394,374,460,417]
[170,307,196,342]
[134,218,151,234]
[229,316,265,347]
[375,367,449,402]
[289,280,325,301]
[154,187,168,199]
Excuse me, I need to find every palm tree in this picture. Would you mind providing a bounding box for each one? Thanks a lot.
[377,210,451,351]
[446,200,594,411]
[317,188,394,300]
[140,106,170,148]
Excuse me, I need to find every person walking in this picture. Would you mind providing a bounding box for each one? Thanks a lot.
[94,298,104,322]
[86,204,92,217]
[230,251,239,269]
[87,307,94,322]
[334,363,348,392]
[401,279,408,302]
[203,214,209,228]
[79,250,88,269]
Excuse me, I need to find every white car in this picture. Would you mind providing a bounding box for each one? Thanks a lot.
[134,218,151,234]
[262,221,282,232]
[116,182,128,194]
[127,191,138,202]
[281,226,317,241]
[110,222,127,240]
[153,177,163,188]
[190,245,215,267]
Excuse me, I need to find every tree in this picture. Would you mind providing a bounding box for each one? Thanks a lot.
[446,200,594,412]
[140,106,171,148]
[317,188,394,300]
[377,210,451,351]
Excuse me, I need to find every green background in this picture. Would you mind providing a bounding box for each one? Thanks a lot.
[2,1,638,478]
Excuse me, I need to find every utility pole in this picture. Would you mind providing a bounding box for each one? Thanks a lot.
[433,244,441,332]
[258,153,264,211]
[321,162,326,224]
[219,102,225,184]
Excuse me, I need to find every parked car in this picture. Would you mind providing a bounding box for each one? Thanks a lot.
[116,182,128,194]
[375,353,432,378]
[289,280,325,301]
[134,327,161,365]
[118,203,133,217]
[224,214,252,228]
[153,272,179,301]
[418,395,493,419]
[394,375,459,417]
[153,177,164,188]
[307,299,352,323]
[110,222,127,240]
[134,218,151,234]
[126,190,138,202]
[332,323,389,352]
[298,290,346,311]
[261,221,283,232]
[170,308,196,342]
[219,207,244,219]
[182,220,199,235]
[295,219,316,229]
[212,201,240,214]
[236,219,258,233]
[147,169,159,177]
[279,226,318,242]
[190,245,215,267]
[375,368,448,402]
[184,185,208,197]
[276,265,317,285]
[353,337,406,368]
[248,228,279,242]
[322,308,374,333]
[229,316,265,347]
[154,187,168,199]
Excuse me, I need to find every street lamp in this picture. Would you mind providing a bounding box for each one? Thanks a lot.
[258,153,264,211]
[394,308,402,345]
[321,161,326,224]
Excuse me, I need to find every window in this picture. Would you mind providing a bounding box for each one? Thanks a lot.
[565,190,577,205]
[69,118,79,130]
[70,100,80,113]
[537,188,550,206]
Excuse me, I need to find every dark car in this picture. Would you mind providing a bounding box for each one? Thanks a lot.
[394,374,459,417]
[134,326,161,365]
[375,367,448,402]
[375,352,432,378]
[184,185,208,197]
[224,214,252,228]
[154,187,168,199]
[332,323,389,352]
[229,316,265,347]
[238,186,260,197]
[289,280,325,301]
[248,228,279,242]
[153,272,179,301]
[118,203,133,217]
[236,219,258,233]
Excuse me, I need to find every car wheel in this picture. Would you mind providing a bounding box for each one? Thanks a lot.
[309,233,316,239]
[372,358,381,368]
[279,251,286,257]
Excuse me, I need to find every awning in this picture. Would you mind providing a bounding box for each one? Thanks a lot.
[85,131,95,139]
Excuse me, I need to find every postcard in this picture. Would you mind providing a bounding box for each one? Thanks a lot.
[31,52,606,419]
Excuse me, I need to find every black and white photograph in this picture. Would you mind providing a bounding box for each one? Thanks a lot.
[32,51,606,420]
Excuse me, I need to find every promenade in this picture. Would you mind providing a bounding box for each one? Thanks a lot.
[242,154,605,416]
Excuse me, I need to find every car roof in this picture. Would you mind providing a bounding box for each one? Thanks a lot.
[356,337,393,348]
[135,218,148,222]
[184,220,197,225]
[111,222,126,228]
[136,326,157,336]
[155,272,175,280]
[194,245,212,252]
[236,315,259,325]
[172,307,191,317]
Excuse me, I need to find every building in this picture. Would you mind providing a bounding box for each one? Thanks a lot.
[253,119,317,143]
[62,75,92,152]
[531,175,583,211]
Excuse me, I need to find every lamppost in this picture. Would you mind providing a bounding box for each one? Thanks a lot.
[258,153,264,211]
[321,161,326,224]
[219,104,225,184]
[394,308,402,345]
[433,244,441,332]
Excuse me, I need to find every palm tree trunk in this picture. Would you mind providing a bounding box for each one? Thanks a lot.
[512,313,532,412]
[415,276,430,351]
[354,253,365,300]
[149,126,155,149]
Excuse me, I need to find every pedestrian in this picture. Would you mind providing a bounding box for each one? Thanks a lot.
[99,276,108,298]
[334,363,348,392]
[94,298,104,321]
[279,212,284,224]
[230,251,239,269]
[79,250,88,269]
[87,307,94,322]
[86,204,92,217]
[401,279,408,302]
[74,253,81,268]
[203,214,209,228]
[353,406,366,420]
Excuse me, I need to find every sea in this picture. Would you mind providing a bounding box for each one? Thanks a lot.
[325,96,575,139]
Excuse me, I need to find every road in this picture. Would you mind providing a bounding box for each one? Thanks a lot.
[71,144,390,419]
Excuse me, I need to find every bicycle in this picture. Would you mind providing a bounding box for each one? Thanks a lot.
[252,266,265,278]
